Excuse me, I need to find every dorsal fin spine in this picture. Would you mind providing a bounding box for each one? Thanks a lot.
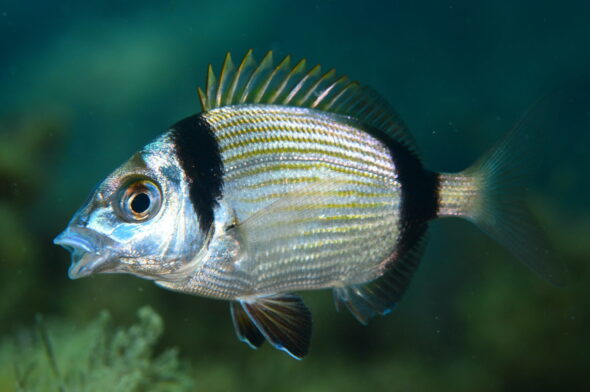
[205,65,217,110]
[363,104,381,123]
[264,55,293,104]
[327,82,359,112]
[297,68,336,107]
[198,50,420,155]
[216,53,235,107]
[253,55,290,103]
[225,49,254,106]
[278,58,307,105]
[269,56,302,104]
[372,113,388,130]
[239,51,273,104]
[321,77,353,111]
[197,87,207,111]
[289,64,322,105]
[312,75,348,109]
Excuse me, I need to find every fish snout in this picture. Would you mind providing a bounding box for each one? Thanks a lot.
[54,228,118,279]
[54,230,97,254]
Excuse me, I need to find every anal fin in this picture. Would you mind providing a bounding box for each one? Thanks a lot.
[238,294,312,359]
[334,228,427,325]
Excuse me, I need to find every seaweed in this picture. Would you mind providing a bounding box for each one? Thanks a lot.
[0,307,195,392]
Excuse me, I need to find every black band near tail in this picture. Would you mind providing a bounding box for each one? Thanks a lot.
[332,127,440,325]
[363,126,439,255]
[388,140,438,253]
[170,114,224,232]
[390,143,438,226]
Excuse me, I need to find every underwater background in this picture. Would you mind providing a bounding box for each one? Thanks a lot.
[1,0,589,391]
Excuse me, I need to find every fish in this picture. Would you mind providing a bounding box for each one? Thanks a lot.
[54,50,566,359]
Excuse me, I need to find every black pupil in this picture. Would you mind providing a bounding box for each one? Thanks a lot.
[131,192,151,214]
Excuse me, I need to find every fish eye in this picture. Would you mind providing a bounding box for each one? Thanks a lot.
[116,179,162,222]
[131,192,150,214]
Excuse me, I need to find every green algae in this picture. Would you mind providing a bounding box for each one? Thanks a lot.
[0,307,194,392]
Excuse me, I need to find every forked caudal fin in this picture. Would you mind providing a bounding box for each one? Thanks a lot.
[437,113,568,286]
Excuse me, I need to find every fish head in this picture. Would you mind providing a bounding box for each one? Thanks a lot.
[54,134,204,280]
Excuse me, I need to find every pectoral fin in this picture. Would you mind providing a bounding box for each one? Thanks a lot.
[229,301,265,349]
[231,294,312,359]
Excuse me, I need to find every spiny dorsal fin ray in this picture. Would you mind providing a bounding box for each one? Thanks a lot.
[225,49,256,106]
[205,64,217,110]
[253,55,291,103]
[216,53,235,108]
[199,50,419,155]
[239,51,274,104]
[268,57,304,104]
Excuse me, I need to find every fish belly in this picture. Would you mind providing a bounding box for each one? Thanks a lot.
[204,105,403,295]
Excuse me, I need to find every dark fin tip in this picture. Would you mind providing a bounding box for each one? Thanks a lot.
[241,294,312,359]
[230,301,266,349]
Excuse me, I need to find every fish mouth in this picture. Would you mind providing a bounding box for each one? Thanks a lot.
[53,229,119,279]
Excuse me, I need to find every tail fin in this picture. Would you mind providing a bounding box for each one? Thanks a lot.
[437,115,567,286]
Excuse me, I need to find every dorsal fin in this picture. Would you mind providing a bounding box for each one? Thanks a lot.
[198,50,419,155]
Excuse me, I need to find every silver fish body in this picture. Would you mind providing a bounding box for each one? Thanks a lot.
[54,50,565,359]
[156,105,405,299]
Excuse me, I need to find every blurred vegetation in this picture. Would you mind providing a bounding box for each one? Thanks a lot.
[0,1,589,391]
[0,307,194,391]
[0,110,69,329]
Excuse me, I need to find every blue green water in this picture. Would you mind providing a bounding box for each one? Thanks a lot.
[1,1,589,391]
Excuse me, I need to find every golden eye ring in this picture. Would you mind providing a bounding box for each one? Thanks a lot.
[117,179,162,222]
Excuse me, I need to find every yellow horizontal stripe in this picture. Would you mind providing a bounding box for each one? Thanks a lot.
[242,176,386,190]
[205,110,394,165]
[224,146,386,169]
[237,190,393,203]
[226,161,393,183]
[221,133,385,163]
[243,176,319,188]
[301,221,386,236]
[210,114,373,147]
[256,232,382,256]
[206,106,310,120]
[281,202,389,210]
[249,212,389,228]
[247,220,389,242]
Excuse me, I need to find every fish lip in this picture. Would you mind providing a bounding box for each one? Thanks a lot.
[66,251,114,279]
[53,231,97,254]
[54,229,117,279]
